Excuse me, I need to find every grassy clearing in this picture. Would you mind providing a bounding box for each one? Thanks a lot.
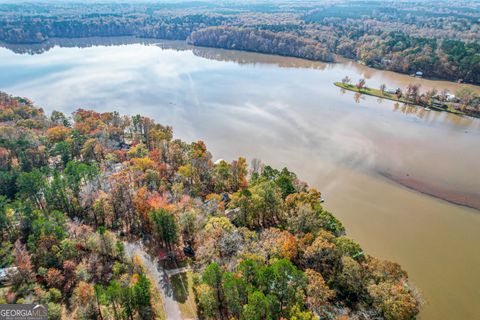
[335,82,409,103]
[170,271,197,319]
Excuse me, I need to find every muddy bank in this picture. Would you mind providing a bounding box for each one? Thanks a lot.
[381,171,480,211]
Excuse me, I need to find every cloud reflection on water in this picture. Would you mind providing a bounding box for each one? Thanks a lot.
[0,39,478,199]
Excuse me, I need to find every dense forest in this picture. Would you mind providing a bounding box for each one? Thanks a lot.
[0,91,420,319]
[0,0,479,83]
[188,27,334,62]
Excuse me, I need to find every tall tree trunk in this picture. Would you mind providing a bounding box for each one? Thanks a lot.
[96,296,104,320]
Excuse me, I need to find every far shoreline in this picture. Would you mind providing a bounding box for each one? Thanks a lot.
[2,35,480,89]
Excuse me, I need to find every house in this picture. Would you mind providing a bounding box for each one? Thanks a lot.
[446,93,457,102]
[381,58,392,66]
[225,207,241,220]
[221,192,230,203]
[386,88,397,94]
[214,158,225,165]
[0,267,18,284]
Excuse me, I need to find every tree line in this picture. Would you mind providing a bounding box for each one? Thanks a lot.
[0,1,479,83]
[187,27,334,62]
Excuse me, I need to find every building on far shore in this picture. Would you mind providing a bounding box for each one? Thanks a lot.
[445,93,457,102]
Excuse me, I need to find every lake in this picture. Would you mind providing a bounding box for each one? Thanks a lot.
[1,37,479,319]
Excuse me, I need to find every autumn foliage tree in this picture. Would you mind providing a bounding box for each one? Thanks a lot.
[0,91,420,319]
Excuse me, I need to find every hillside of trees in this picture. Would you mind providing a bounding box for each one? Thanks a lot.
[0,13,228,43]
[0,0,479,83]
[0,91,420,319]
[188,27,334,62]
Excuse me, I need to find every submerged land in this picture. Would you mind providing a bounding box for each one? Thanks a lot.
[380,171,480,211]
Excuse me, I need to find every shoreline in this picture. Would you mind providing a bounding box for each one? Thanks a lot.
[2,34,480,87]
[334,82,479,119]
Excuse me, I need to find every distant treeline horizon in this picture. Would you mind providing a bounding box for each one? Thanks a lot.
[0,0,479,84]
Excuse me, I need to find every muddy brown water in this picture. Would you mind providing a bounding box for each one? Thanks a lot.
[1,38,479,319]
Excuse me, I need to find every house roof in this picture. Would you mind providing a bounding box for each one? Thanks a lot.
[0,267,18,279]
[214,159,225,165]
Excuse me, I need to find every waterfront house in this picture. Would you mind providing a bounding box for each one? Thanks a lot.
[446,93,457,102]
[386,88,397,94]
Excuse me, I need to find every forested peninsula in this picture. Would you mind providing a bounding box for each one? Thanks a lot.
[0,91,420,319]
[1,1,479,84]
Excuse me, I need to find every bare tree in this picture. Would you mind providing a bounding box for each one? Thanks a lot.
[395,88,403,100]
[406,83,421,102]
[440,89,450,101]
[380,84,386,93]
[356,79,366,91]
[424,89,438,104]
[341,76,351,85]
[250,158,262,175]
